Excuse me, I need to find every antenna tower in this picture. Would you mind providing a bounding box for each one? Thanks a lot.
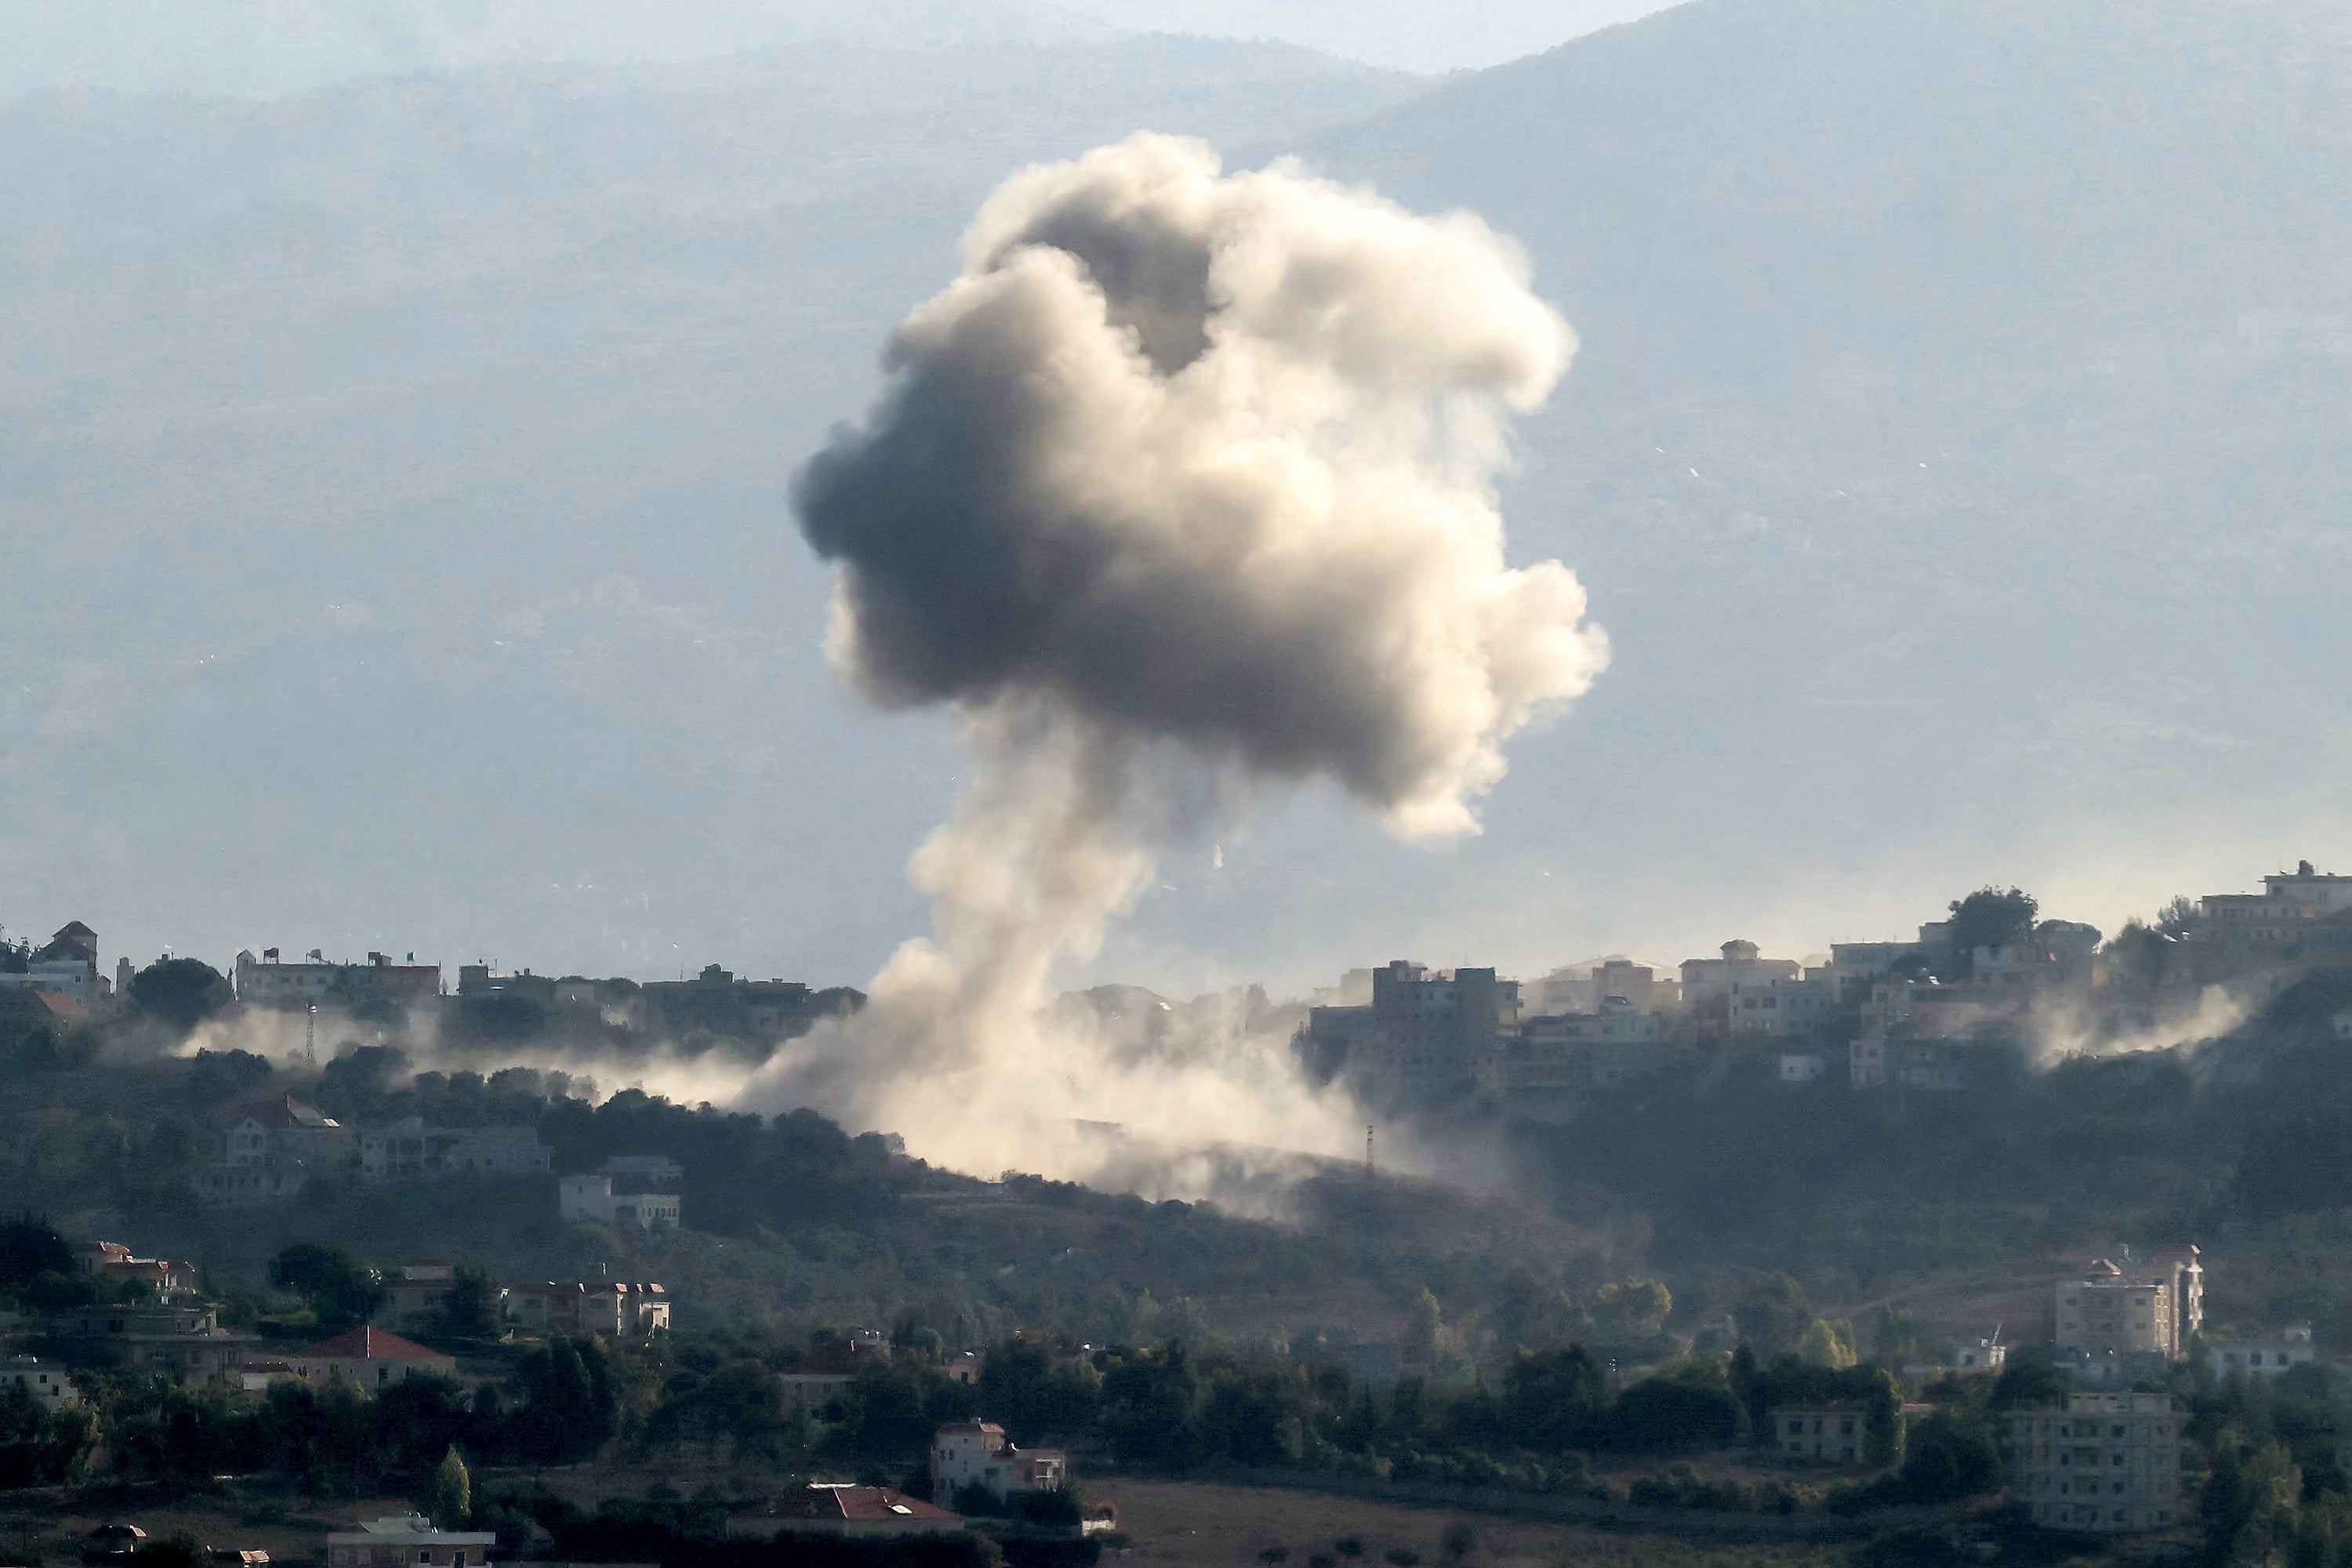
[303,1004,318,1069]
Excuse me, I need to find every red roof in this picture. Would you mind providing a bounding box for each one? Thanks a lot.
[36,992,91,1022]
[297,1327,445,1361]
[775,1488,960,1524]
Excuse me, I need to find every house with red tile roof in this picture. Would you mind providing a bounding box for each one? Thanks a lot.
[263,1327,455,1391]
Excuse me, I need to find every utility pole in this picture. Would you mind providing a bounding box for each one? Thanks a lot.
[1365,1125,1374,1178]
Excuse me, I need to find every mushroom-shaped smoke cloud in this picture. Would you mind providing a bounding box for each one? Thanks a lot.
[739,135,1608,1191]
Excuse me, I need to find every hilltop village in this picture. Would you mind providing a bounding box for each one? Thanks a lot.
[6,860,2352,1562]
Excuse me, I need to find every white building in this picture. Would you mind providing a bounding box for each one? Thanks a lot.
[557,1174,680,1229]
[1768,1406,1869,1464]
[0,1355,80,1408]
[1849,1033,1887,1088]
[728,1487,964,1540]
[1680,940,1802,1011]
[2209,1325,2317,1380]
[1729,973,1831,1037]
[234,948,440,1011]
[2008,1393,2185,1534]
[931,1421,1067,1501]
[328,1515,493,1568]
[194,1096,355,1207]
[272,1327,456,1390]
[0,957,103,1007]
[361,1118,550,1181]
[1778,1053,1827,1083]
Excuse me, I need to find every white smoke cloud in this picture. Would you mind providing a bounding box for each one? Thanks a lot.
[739,134,1608,1188]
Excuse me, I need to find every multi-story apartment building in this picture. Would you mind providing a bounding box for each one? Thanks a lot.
[1303,960,1519,1103]
[193,1096,356,1207]
[234,949,440,1011]
[2008,1394,2186,1533]
[931,1421,1067,1500]
[360,1117,550,1181]
[2055,1247,2201,1367]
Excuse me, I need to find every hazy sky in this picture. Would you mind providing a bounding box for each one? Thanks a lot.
[5,0,2349,1002]
[0,0,1682,99]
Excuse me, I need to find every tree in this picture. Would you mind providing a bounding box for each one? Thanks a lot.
[1947,887,2039,972]
[129,958,232,1032]
[268,1243,383,1334]
[1794,1319,1856,1370]
[2104,920,2175,989]
[2157,895,2201,939]
[430,1269,502,1343]
[0,1214,71,1286]
[1730,1276,1812,1359]
[421,1445,470,1529]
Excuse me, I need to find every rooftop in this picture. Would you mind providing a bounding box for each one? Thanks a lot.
[297,1327,445,1361]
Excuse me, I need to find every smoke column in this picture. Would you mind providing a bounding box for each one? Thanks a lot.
[736,135,1609,1185]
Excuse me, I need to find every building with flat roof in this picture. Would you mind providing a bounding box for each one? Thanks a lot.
[328,1515,492,1568]
[2209,1324,2316,1381]
[932,1420,1068,1499]
[728,1487,964,1540]
[2008,1393,2185,1534]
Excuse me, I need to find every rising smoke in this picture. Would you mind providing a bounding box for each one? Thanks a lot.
[737,135,1610,1188]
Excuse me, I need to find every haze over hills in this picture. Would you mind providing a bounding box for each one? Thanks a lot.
[0,0,1117,99]
[7,0,2352,993]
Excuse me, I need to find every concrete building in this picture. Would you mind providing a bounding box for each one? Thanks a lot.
[1767,1406,1868,1464]
[1679,941,1802,1012]
[2209,1325,2316,1380]
[1728,973,1832,1037]
[274,1327,456,1390]
[0,923,109,1007]
[1494,999,1664,1103]
[0,1355,80,1409]
[71,1240,191,1294]
[2008,1393,2185,1534]
[2056,1261,2170,1359]
[2056,1248,2201,1363]
[194,1096,355,1207]
[504,1280,669,1336]
[51,1301,256,1387]
[328,1515,493,1568]
[728,1487,964,1541]
[641,964,838,1043]
[372,1262,483,1334]
[234,949,440,1011]
[1849,1033,1887,1088]
[557,1174,680,1229]
[1305,960,1519,1102]
[1777,1052,1827,1083]
[361,1118,550,1181]
[931,1421,1068,1500]
[782,1332,891,1406]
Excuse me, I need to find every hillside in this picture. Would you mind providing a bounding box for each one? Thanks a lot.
[0,38,1426,980]
[1218,0,2352,973]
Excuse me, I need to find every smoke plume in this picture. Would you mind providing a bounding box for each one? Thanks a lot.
[739,135,1608,1186]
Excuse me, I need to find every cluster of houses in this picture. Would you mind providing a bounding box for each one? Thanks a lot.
[0,919,851,1050]
[192,1094,554,1208]
[0,1232,671,1410]
[289,1417,1091,1568]
[189,1097,684,1234]
[1306,859,2352,1117]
